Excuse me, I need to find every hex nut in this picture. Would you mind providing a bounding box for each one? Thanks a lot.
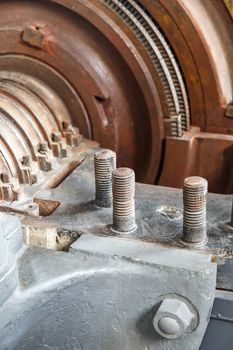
[153,298,197,339]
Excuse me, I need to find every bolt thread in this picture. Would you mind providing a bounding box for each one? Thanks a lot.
[183,176,207,243]
[170,115,182,137]
[112,167,136,233]
[94,149,116,208]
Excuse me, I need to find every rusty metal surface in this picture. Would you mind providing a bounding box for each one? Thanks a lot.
[0,68,97,207]
[159,127,233,194]
[0,0,162,183]
[0,0,232,194]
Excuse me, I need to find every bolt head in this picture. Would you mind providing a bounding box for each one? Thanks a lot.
[158,317,181,336]
[51,132,62,143]
[1,173,10,183]
[22,155,33,167]
[38,141,49,154]
[62,121,70,130]
[153,298,196,340]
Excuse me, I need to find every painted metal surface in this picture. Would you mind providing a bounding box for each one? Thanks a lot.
[201,290,233,349]
[0,213,216,349]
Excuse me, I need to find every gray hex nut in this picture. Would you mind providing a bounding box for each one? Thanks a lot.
[153,298,197,339]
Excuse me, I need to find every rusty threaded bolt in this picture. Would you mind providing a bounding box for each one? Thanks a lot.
[94,149,116,208]
[38,141,49,154]
[112,167,136,233]
[183,176,208,244]
[22,155,33,168]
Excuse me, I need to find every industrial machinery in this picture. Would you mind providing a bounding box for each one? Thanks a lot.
[0,0,232,349]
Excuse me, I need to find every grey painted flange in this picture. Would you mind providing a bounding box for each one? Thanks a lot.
[0,229,216,350]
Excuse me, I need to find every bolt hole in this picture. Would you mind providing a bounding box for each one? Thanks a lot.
[94,95,106,103]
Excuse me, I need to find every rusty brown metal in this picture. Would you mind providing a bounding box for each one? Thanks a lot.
[0,0,232,195]
[22,25,47,49]
[159,128,233,194]
[0,71,71,183]
[0,68,97,209]
[0,0,174,184]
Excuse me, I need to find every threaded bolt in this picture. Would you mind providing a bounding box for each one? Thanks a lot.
[112,167,136,233]
[170,115,183,137]
[94,149,116,208]
[38,141,49,154]
[22,155,33,167]
[183,176,208,244]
